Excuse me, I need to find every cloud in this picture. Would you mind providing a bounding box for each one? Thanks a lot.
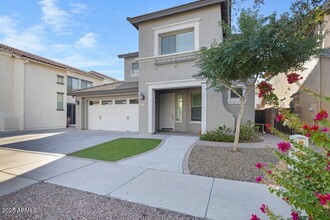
[70,3,87,14]
[0,16,46,52]
[75,32,97,48]
[53,54,119,69]
[39,0,69,33]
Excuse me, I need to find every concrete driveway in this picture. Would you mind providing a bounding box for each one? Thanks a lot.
[0,128,136,154]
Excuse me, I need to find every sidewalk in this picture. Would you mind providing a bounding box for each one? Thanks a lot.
[0,148,291,220]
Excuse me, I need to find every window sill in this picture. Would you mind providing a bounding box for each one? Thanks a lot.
[57,82,64,85]
[57,109,64,111]
[131,74,139,77]
[227,99,241,105]
[189,121,201,124]
[175,121,183,124]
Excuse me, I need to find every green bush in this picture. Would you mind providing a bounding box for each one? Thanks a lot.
[200,121,260,142]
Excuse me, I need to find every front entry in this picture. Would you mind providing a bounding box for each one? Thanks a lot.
[67,104,76,125]
[160,93,175,130]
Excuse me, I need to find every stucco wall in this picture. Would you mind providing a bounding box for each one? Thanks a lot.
[24,63,67,130]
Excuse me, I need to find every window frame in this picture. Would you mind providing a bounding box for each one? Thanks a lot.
[57,92,64,111]
[101,100,113,105]
[67,76,79,91]
[191,93,201,122]
[129,99,139,104]
[153,18,201,56]
[115,99,128,105]
[57,75,64,85]
[227,85,246,105]
[160,30,194,55]
[81,80,93,89]
[131,62,139,76]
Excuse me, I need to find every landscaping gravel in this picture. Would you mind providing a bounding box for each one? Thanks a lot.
[188,145,278,183]
[0,182,200,220]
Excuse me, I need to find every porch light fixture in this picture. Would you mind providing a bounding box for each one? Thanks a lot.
[140,92,145,101]
[72,95,79,105]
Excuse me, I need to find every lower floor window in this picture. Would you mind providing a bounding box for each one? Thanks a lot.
[191,93,201,121]
[57,93,64,110]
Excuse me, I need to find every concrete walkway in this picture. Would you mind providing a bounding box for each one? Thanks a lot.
[117,136,198,173]
[0,147,291,219]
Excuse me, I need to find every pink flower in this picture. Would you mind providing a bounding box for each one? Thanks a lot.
[256,176,263,183]
[303,124,310,130]
[291,211,299,220]
[257,81,274,98]
[322,127,329,133]
[255,162,267,169]
[315,193,330,206]
[276,114,284,122]
[326,162,330,171]
[260,204,267,213]
[251,214,260,220]
[287,73,303,84]
[266,123,271,128]
[267,170,272,174]
[306,133,311,138]
[277,142,291,152]
[315,110,328,121]
[310,125,319,131]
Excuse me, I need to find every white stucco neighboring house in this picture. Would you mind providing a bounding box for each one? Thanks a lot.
[72,0,255,134]
[0,44,117,131]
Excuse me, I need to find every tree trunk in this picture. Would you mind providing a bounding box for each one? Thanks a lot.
[232,98,246,152]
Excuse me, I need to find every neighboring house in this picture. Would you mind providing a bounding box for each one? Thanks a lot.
[0,44,117,131]
[268,13,330,125]
[72,0,255,134]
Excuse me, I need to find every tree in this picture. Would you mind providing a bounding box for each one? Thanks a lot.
[195,4,324,152]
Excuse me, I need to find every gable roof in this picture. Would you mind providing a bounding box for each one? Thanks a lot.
[127,0,231,29]
[0,44,118,81]
[70,81,139,96]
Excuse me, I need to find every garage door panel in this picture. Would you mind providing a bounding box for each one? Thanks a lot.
[88,102,138,132]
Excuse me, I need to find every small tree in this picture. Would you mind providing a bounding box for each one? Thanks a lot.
[195,6,323,151]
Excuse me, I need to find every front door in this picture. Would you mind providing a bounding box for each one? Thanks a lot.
[160,93,175,130]
[67,104,76,125]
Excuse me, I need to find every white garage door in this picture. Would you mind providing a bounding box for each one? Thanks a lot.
[88,99,139,132]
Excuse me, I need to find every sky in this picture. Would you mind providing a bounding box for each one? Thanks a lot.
[0,0,292,80]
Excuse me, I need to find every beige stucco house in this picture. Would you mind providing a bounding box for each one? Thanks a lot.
[268,13,330,125]
[0,44,117,131]
[72,0,255,134]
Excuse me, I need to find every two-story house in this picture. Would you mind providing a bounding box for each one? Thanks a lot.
[0,44,117,131]
[72,0,255,134]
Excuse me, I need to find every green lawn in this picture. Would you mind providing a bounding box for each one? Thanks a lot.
[69,138,162,162]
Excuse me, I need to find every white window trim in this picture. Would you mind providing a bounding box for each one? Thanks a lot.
[227,85,246,105]
[153,18,201,56]
[131,62,139,77]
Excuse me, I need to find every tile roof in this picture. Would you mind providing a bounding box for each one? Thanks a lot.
[70,81,139,96]
[0,44,117,81]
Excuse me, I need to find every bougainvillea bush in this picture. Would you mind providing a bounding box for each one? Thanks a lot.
[252,73,330,220]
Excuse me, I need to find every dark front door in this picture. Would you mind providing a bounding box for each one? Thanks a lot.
[67,104,76,124]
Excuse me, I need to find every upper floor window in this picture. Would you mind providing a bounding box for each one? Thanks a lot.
[161,31,194,55]
[67,76,79,91]
[81,80,93,89]
[131,62,139,76]
[57,75,64,85]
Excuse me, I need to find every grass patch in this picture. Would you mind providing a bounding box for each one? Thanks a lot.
[70,138,162,162]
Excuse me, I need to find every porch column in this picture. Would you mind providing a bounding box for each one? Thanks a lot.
[148,87,155,133]
[201,83,207,134]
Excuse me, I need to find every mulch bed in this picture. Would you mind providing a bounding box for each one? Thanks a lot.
[188,145,278,183]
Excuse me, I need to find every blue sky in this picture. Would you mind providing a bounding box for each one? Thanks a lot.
[0,0,292,80]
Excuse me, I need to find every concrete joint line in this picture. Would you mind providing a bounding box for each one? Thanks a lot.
[106,168,149,196]
[204,178,215,219]
[2,158,60,172]
[0,147,65,157]
[0,170,40,182]
[42,161,97,182]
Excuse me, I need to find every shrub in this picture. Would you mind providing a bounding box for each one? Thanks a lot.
[200,121,260,142]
